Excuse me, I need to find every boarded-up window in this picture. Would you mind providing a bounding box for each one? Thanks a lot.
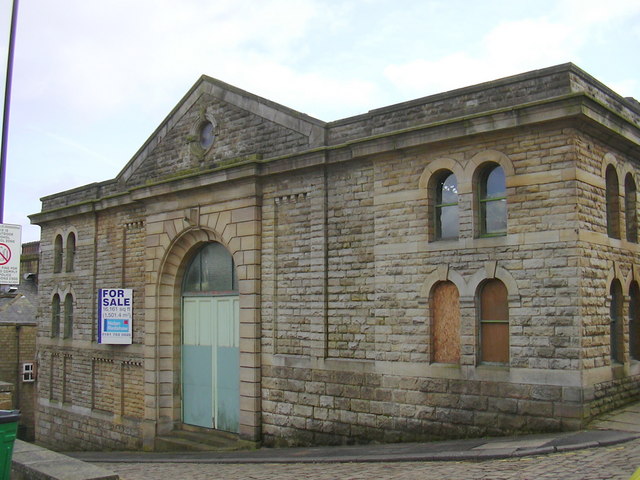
[479,279,509,364]
[431,281,460,363]
[610,279,624,363]
[630,281,640,361]
[606,165,620,239]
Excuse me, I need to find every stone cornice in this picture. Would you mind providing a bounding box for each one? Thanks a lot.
[30,91,640,225]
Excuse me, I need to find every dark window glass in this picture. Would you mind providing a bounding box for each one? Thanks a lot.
[625,174,637,243]
[486,167,506,199]
[52,294,61,337]
[479,165,506,236]
[183,242,237,295]
[630,281,640,361]
[200,121,215,149]
[64,294,73,339]
[65,233,76,272]
[53,235,63,273]
[479,279,509,364]
[606,166,620,239]
[610,280,624,363]
[435,172,459,239]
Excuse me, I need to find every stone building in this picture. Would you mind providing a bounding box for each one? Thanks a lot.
[0,242,40,440]
[30,64,640,450]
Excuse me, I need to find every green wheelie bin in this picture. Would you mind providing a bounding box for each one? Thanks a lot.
[0,410,20,480]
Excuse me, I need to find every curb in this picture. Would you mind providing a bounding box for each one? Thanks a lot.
[74,431,640,465]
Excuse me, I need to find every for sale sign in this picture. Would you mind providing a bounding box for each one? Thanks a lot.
[98,288,133,344]
[0,223,21,285]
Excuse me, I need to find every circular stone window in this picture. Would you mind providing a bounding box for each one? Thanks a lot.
[199,121,215,149]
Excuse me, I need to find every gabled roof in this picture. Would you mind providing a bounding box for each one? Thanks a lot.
[116,75,327,184]
[31,63,640,224]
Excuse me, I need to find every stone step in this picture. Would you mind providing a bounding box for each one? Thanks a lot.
[155,428,256,452]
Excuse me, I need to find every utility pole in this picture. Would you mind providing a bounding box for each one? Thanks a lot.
[0,0,19,223]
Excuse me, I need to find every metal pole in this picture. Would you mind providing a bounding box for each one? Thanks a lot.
[0,0,20,223]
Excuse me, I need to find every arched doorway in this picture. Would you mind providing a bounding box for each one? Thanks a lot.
[181,242,239,433]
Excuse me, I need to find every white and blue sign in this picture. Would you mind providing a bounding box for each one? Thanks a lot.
[98,288,133,344]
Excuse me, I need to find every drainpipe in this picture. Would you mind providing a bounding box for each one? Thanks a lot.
[15,324,20,409]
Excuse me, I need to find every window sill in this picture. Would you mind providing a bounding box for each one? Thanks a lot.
[477,362,509,370]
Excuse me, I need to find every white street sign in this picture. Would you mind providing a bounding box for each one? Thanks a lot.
[0,223,21,284]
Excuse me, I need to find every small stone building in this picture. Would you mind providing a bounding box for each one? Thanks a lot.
[0,242,39,440]
[30,64,640,450]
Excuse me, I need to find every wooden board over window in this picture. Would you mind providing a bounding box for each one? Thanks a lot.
[432,281,460,364]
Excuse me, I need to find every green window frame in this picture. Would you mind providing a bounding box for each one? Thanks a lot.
[435,171,459,240]
[478,164,506,237]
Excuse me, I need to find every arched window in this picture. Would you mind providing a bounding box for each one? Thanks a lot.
[53,235,63,273]
[606,165,620,239]
[630,281,640,361]
[64,294,73,339]
[625,174,637,243]
[478,164,506,236]
[479,279,509,364]
[183,242,238,295]
[431,281,460,363]
[434,171,459,240]
[51,294,61,337]
[65,232,76,272]
[610,279,624,363]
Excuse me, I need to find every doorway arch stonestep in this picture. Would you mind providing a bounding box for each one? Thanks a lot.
[181,242,240,434]
[155,427,257,452]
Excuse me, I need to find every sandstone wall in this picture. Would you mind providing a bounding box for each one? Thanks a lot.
[260,124,592,446]
[36,206,146,450]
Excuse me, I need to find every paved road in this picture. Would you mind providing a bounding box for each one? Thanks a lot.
[95,438,640,480]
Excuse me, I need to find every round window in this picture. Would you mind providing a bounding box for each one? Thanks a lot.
[199,121,215,149]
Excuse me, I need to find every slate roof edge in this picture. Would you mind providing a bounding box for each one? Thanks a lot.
[327,63,640,127]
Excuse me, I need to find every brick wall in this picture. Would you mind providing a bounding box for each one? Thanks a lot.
[0,325,36,439]
[0,382,12,409]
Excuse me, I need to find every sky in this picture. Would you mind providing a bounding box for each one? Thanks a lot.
[1,0,640,243]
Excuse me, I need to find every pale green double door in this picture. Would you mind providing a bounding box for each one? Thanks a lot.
[182,296,239,433]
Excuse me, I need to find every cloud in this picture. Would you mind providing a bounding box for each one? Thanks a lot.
[383,0,640,98]
[13,0,325,119]
[383,17,576,97]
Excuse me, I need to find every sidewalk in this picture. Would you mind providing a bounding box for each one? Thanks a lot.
[69,400,640,465]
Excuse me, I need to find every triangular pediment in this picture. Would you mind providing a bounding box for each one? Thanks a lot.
[117,76,326,187]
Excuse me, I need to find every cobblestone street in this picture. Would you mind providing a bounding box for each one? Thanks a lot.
[94,438,640,480]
